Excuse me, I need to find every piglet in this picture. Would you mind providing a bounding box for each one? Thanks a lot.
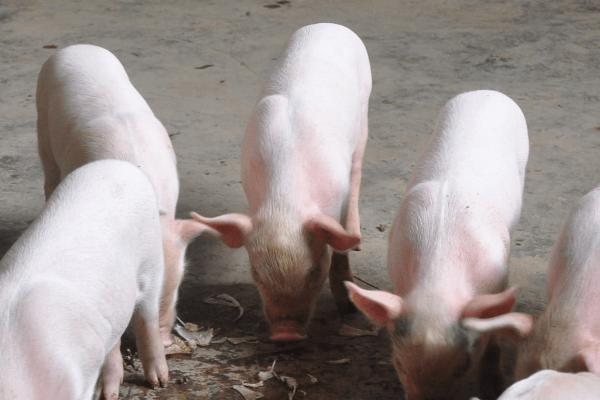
[36,44,208,346]
[0,160,168,400]
[192,23,371,341]
[495,370,600,400]
[515,186,600,379]
[346,90,532,399]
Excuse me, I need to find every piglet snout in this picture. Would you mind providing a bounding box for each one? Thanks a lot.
[269,320,307,342]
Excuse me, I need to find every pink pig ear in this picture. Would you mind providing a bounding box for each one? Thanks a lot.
[173,218,214,244]
[461,287,533,340]
[461,312,534,341]
[190,212,252,248]
[576,346,600,374]
[345,281,403,325]
[305,214,360,251]
[461,286,518,319]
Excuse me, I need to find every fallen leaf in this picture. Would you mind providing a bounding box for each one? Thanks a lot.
[338,324,379,337]
[327,358,351,365]
[174,323,214,348]
[279,375,297,400]
[376,224,387,232]
[258,360,298,399]
[227,336,258,345]
[204,293,244,321]
[258,360,277,382]
[184,322,200,332]
[43,44,57,49]
[233,385,264,400]
[211,336,228,344]
[242,381,264,388]
[307,374,318,384]
[165,335,193,355]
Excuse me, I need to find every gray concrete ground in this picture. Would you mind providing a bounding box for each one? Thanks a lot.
[1,0,600,399]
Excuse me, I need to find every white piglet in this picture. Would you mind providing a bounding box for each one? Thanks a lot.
[192,23,371,341]
[347,90,532,399]
[36,44,208,346]
[496,370,600,400]
[515,186,600,379]
[0,160,168,400]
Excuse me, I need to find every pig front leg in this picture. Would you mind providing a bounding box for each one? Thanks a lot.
[133,310,169,388]
[133,273,169,388]
[478,337,506,399]
[329,252,357,314]
[99,340,124,400]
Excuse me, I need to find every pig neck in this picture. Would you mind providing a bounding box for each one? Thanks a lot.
[402,182,510,321]
[545,260,600,347]
[244,94,346,220]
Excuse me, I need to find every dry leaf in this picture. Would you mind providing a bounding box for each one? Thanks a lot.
[279,375,297,400]
[184,322,200,332]
[232,385,264,400]
[227,336,258,345]
[258,360,277,381]
[258,360,298,400]
[174,323,214,348]
[165,335,193,355]
[242,381,264,388]
[338,324,379,337]
[211,336,228,344]
[327,358,351,365]
[204,293,244,321]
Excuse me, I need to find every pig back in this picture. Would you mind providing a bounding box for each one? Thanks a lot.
[410,90,529,230]
[546,186,600,314]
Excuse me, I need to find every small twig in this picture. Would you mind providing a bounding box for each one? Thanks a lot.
[352,275,380,290]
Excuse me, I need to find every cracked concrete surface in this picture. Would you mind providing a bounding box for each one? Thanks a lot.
[1,1,599,399]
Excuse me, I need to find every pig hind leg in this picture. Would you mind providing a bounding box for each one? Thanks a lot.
[328,110,369,314]
[344,111,368,242]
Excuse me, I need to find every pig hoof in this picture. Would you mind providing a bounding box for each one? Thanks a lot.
[145,361,169,389]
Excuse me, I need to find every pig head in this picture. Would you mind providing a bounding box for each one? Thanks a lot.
[191,210,359,341]
[347,282,533,399]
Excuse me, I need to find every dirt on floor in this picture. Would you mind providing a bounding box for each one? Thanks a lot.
[1,1,600,399]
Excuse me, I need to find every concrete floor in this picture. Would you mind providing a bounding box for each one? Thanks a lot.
[1,1,600,399]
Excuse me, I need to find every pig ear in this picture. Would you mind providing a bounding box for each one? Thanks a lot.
[576,346,600,374]
[461,287,518,319]
[173,218,214,244]
[462,312,534,341]
[345,281,403,325]
[190,212,252,248]
[305,214,360,251]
